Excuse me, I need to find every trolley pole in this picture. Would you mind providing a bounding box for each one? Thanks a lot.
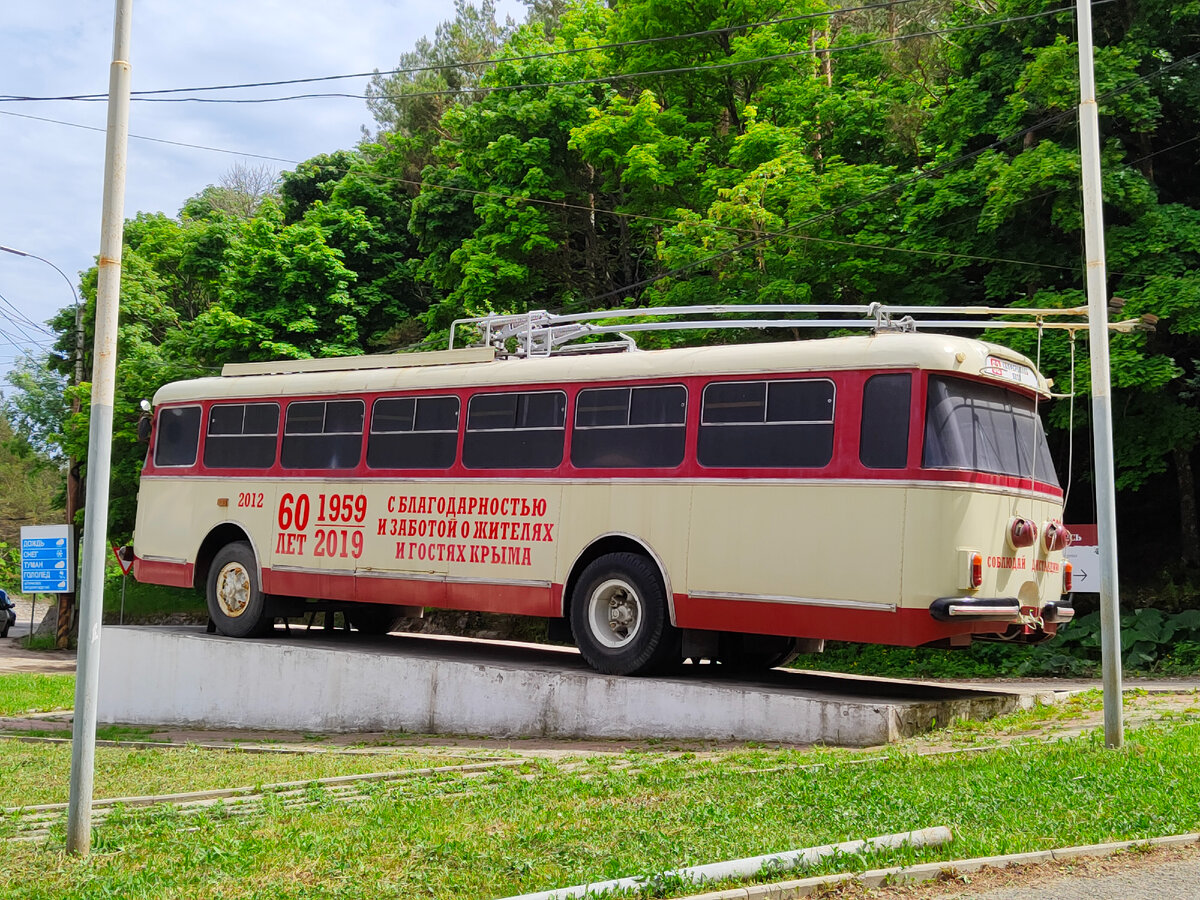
[66,0,133,854]
[1076,0,1123,748]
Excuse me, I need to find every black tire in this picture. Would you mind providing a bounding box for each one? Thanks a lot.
[347,605,405,635]
[206,542,274,638]
[570,552,677,676]
[715,634,800,672]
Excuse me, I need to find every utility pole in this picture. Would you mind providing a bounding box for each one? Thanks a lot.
[1076,0,1123,748]
[67,0,133,855]
[0,246,84,650]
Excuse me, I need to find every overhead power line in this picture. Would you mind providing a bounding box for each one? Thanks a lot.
[1,0,928,103]
[6,12,1193,319]
[566,44,1200,309]
[1,2,1103,106]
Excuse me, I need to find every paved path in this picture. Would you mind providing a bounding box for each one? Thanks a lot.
[960,857,1200,898]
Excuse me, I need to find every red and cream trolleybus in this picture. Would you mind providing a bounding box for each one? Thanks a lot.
[130,305,1077,675]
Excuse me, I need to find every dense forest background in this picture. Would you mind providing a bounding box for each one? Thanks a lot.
[5,0,1200,602]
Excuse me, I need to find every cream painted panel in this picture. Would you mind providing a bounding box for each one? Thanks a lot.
[902,488,1065,608]
[687,483,906,606]
[134,477,277,570]
[553,482,692,591]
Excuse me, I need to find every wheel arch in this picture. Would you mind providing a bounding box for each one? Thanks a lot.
[562,533,676,625]
[194,523,259,591]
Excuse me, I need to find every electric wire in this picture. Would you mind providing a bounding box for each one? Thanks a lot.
[3,5,1192,345]
[565,46,1200,310]
[0,3,1103,106]
[0,0,931,102]
[0,289,56,337]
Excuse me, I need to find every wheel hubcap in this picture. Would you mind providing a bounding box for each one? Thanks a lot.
[587,579,643,649]
[215,562,251,618]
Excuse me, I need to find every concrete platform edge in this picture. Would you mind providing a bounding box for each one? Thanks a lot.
[676,832,1200,899]
[95,626,1025,747]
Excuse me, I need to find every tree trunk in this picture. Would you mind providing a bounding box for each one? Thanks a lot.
[1174,446,1200,568]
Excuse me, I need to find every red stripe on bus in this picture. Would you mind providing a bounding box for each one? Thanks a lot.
[132,557,194,588]
[261,568,560,618]
[673,595,1042,645]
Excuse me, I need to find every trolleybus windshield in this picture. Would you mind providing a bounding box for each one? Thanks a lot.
[922,375,1059,487]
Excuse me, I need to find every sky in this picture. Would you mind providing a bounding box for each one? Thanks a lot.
[0,0,524,379]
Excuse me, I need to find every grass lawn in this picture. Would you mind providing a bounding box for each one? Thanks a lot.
[0,741,503,809]
[0,674,74,717]
[2,707,1200,899]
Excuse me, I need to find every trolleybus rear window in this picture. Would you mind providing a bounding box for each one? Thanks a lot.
[698,379,834,468]
[572,385,686,469]
[859,373,911,469]
[923,375,1059,486]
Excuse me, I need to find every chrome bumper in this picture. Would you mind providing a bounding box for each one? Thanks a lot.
[930,597,1075,624]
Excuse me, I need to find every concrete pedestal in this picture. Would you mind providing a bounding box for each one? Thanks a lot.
[96,626,1024,747]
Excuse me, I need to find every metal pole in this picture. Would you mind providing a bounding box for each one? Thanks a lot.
[1076,0,1123,748]
[67,0,133,855]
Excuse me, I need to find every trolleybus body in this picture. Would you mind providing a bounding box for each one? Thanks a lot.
[130,330,1072,674]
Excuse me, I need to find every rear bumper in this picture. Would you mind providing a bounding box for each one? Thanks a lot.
[930,596,1074,624]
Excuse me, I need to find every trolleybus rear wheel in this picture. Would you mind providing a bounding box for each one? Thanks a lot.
[207,542,274,638]
[570,552,676,676]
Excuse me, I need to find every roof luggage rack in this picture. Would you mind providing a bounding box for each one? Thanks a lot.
[449,301,1155,358]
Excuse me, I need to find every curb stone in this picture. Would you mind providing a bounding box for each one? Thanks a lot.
[675,832,1200,900]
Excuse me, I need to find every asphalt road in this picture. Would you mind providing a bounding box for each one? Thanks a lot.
[932,855,1200,899]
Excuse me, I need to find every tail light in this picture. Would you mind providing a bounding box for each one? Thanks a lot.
[1043,522,1072,553]
[1063,562,1073,594]
[1007,517,1038,550]
[958,549,984,590]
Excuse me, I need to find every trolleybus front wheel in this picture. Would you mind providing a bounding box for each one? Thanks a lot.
[570,552,677,676]
[206,542,274,638]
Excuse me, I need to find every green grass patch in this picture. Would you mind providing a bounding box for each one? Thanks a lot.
[95,725,164,743]
[104,577,206,622]
[0,743,506,809]
[792,609,1200,679]
[0,673,74,717]
[3,717,1200,899]
[18,634,60,652]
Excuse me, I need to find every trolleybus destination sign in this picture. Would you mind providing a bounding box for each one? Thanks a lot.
[20,524,74,594]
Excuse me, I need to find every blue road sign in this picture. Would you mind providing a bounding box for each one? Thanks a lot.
[20,525,74,594]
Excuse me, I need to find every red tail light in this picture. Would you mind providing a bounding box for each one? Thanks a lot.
[1044,522,1072,553]
[970,552,983,589]
[1007,517,1038,550]
[1063,562,1073,593]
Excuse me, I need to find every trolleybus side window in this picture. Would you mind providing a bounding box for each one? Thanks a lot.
[572,385,687,469]
[203,403,280,469]
[367,395,460,469]
[153,406,202,468]
[698,379,835,468]
[859,374,912,469]
[281,399,365,470]
[463,390,566,469]
[923,375,1059,486]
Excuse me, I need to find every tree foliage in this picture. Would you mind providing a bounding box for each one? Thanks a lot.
[9,0,1200,578]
